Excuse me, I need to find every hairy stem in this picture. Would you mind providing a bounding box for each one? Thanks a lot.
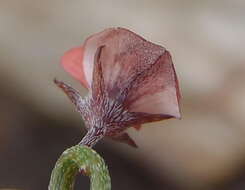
[79,127,106,147]
[48,145,111,190]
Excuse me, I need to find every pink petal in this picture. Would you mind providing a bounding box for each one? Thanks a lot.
[62,27,181,119]
[83,28,180,118]
[80,28,166,90]
[81,28,116,87]
[126,51,181,119]
[61,46,89,89]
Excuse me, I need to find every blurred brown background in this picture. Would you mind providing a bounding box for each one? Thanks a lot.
[0,0,245,189]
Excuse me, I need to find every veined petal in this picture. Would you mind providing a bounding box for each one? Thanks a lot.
[84,28,181,119]
[125,51,181,119]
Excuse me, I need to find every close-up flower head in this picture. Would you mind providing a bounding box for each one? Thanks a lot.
[55,27,181,147]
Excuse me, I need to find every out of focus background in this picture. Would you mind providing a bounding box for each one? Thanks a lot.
[0,0,245,189]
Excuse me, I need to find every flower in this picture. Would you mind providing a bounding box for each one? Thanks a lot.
[55,27,181,147]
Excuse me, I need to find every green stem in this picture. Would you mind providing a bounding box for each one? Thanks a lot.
[48,145,111,190]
